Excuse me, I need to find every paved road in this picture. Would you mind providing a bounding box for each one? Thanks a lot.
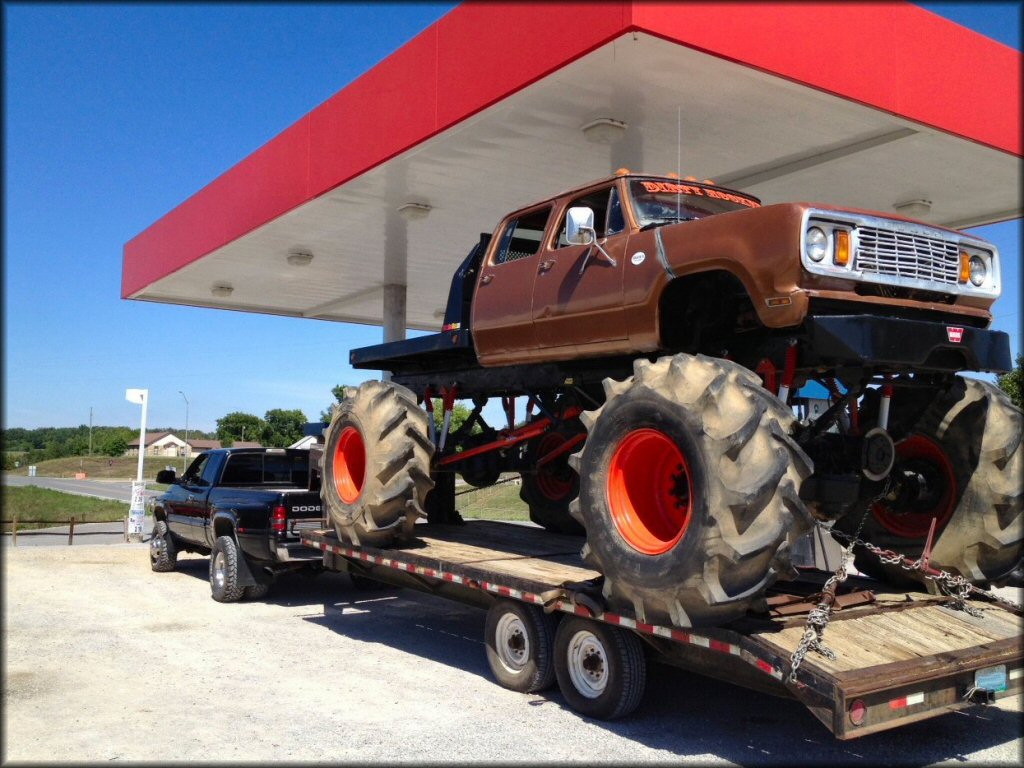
[2,473,160,503]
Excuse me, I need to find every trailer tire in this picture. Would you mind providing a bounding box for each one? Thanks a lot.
[210,535,244,603]
[321,380,434,547]
[553,616,646,720]
[243,582,270,600]
[837,377,1023,588]
[520,421,585,535]
[569,354,814,627]
[484,600,557,693]
[149,519,177,572]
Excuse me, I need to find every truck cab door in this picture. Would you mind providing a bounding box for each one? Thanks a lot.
[532,184,627,350]
[471,204,553,365]
[174,452,219,545]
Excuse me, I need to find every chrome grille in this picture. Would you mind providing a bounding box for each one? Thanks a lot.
[855,227,960,285]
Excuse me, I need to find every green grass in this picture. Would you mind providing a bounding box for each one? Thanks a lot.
[454,478,530,522]
[6,454,187,480]
[2,486,132,530]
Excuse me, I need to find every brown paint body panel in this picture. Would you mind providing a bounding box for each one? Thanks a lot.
[469,175,997,367]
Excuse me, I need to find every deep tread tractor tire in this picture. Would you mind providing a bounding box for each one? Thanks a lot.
[243,582,271,600]
[210,535,244,603]
[484,600,557,693]
[321,380,434,547]
[149,519,177,572]
[569,354,815,628]
[553,616,646,720]
[520,420,585,535]
[837,377,1023,588]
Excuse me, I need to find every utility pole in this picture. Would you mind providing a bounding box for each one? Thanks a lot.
[88,406,93,455]
[178,390,189,473]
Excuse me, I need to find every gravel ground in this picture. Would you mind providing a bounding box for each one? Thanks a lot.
[2,543,1022,765]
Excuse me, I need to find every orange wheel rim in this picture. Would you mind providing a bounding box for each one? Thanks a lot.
[333,426,366,504]
[872,435,955,538]
[607,428,692,555]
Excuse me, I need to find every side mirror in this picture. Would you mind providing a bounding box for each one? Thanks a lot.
[156,469,177,484]
[566,207,596,245]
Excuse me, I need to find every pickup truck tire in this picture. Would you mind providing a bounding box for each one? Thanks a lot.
[569,354,814,627]
[149,519,177,572]
[243,583,271,600]
[837,377,1023,588]
[484,600,557,693]
[553,615,646,720]
[321,380,434,547]
[520,421,585,535]
[210,535,245,603]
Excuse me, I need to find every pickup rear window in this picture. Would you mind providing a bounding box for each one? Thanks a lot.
[220,453,309,486]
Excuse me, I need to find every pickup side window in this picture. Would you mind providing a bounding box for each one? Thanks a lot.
[220,454,262,485]
[493,206,552,265]
[220,452,311,486]
[554,186,621,247]
[182,453,211,486]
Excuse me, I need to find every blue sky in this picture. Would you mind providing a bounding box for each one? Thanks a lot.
[3,2,1021,433]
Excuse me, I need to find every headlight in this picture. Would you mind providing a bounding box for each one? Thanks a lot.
[969,255,987,286]
[805,227,828,262]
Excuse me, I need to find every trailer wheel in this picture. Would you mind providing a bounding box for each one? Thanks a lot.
[321,380,434,547]
[243,582,270,600]
[520,421,585,535]
[210,535,244,603]
[484,600,557,693]
[149,519,177,572]
[553,616,646,719]
[569,354,814,627]
[837,377,1023,588]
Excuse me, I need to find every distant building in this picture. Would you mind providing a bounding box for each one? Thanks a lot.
[125,433,262,457]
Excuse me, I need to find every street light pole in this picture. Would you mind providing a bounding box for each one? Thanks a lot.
[178,390,189,472]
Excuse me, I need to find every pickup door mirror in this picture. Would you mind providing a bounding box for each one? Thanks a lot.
[155,469,177,484]
[566,207,596,245]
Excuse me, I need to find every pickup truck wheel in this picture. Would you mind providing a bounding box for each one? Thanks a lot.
[520,422,585,535]
[243,582,271,600]
[210,535,244,603]
[553,616,646,720]
[149,520,177,572]
[836,377,1023,588]
[569,354,814,627]
[321,380,434,547]
[484,600,556,693]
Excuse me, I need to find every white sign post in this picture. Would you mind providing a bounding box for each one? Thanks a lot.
[125,388,149,543]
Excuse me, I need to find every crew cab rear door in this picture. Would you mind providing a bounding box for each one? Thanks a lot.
[531,183,627,349]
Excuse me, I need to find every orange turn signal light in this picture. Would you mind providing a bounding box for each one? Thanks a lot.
[834,230,850,266]
[959,251,970,283]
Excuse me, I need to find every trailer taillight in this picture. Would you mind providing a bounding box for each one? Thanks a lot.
[849,698,867,726]
[272,505,287,533]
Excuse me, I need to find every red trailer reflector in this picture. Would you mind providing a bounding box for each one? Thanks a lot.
[889,691,925,709]
[849,699,867,725]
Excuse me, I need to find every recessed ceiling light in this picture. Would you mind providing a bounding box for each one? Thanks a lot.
[581,117,627,144]
[894,199,932,218]
[287,250,314,267]
[211,283,233,298]
[397,202,432,221]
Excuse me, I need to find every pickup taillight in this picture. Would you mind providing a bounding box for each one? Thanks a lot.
[272,505,287,534]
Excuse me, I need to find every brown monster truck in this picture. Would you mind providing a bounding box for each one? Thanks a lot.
[321,170,1022,628]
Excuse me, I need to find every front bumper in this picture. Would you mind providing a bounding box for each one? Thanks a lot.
[804,315,1011,373]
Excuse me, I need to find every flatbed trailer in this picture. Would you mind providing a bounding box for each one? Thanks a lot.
[302,520,1022,739]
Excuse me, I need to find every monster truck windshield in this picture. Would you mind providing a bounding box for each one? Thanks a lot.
[630,179,759,230]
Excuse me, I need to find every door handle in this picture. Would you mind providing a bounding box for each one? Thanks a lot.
[539,260,555,272]
[187,495,196,502]
[480,274,494,285]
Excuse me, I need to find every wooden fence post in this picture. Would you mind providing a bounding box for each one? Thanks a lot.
[12,514,17,547]
[68,517,76,546]
[123,517,128,542]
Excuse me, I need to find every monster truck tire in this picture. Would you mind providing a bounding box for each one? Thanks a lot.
[149,519,177,572]
[321,380,434,547]
[210,535,244,603]
[568,354,814,628]
[837,377,1023,588]
[520,421,585,535]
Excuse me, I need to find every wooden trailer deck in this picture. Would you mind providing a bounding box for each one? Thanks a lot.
[303,520,1022,739]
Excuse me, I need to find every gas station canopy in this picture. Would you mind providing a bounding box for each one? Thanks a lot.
[122,2,1021,333]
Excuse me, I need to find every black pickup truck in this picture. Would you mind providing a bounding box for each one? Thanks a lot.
[148,447,323,601]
